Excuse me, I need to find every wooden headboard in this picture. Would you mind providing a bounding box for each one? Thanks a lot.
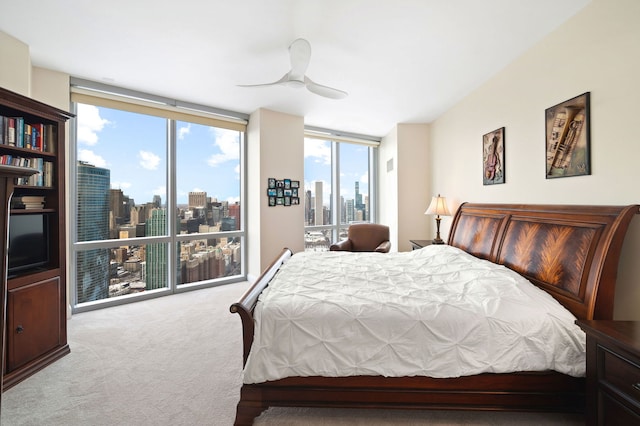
[448,203,639,320]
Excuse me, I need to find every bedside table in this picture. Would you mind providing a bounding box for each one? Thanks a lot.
[576,320,640,425]
[409,239,432,250]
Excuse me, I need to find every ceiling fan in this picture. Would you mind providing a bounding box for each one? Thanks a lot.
[239,38,348,100]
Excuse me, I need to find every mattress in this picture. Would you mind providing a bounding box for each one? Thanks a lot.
[242,245,586,384]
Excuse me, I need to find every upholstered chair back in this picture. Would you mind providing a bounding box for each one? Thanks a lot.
[330,223,391,253]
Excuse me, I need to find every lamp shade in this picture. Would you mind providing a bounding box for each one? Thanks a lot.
[425,194,451,216]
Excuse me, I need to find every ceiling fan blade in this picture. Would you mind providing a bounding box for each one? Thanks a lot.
[288,38,311,81]
[305,77,348,100]
[237,73,289,88]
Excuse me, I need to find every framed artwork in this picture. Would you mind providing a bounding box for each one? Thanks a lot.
[482,127,505,185]
[545,92,590,178]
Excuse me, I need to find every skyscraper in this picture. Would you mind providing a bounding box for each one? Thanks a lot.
[76,161,110,303]
[314,181,323,225]
[189,191,207,208]
[145,208,167,290]
[228,202,240,230]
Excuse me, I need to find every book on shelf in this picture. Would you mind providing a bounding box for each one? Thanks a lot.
[14,117,24,147]
[1,115,56,152]
[11,195,46,210]
[7,117,16,145]
[0,154,54,186]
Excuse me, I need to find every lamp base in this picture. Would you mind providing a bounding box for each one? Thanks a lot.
[432,216,445,245]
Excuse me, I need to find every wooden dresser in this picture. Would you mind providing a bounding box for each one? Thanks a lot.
[576,320,640,425]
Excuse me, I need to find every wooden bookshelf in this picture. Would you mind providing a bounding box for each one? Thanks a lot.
[0,87,73,392]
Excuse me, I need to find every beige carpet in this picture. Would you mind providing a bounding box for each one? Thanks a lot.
[1,282,584,425]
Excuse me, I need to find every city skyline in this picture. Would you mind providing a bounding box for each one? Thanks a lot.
[303,138,370,210]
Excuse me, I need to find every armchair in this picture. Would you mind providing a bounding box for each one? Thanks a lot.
[329,223,391,253]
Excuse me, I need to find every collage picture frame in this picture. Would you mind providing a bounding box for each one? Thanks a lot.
[267,178,300,207]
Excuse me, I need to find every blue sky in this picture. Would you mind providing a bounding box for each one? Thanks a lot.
[303,139,370,206]
[76,104,241,206]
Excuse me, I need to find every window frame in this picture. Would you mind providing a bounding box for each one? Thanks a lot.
[69,79,248,313]
[303,128,380,248]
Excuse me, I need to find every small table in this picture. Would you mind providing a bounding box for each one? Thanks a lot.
[409,239,435,250]
[576,320,640,425]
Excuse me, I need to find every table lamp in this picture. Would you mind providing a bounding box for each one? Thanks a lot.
[424,194,451,244]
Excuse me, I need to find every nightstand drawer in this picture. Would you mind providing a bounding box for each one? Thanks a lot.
[600,392,640,424]
[600,346,640,408]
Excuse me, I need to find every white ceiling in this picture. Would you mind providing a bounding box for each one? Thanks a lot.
[1,0,591,137]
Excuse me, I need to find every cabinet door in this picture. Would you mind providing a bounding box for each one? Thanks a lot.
[6,277,62,372]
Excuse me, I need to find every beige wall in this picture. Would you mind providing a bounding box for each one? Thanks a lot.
[247,109,305,279]
[379,124,430,252]
[429,0,640,319]
[0,31,30,95]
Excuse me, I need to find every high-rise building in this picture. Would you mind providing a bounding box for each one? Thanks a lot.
[314,181,323,225]
[305,189,312,225]
[345,199,355,223]
[76,161,111,303]
[228,202,240,230]
[110,189,125,222]
[145,208,168,290]
[189,191,207,208]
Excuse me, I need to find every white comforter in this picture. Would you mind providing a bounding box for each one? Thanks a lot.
[243,245,586,384]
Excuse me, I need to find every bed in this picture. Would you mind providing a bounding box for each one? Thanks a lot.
[230,203,639,425]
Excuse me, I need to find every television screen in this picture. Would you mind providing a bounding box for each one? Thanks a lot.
[8,214,50,275]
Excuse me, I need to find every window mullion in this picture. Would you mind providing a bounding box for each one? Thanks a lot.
[332,141,340,242]
[167,119,177,291]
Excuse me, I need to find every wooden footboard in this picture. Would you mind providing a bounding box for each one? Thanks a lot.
[230,248,292,365]
[234,372,585,425]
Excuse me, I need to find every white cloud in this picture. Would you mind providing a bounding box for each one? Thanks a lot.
[111,181,132,190]
[77,104,109,146]
[178,123,191,140]
[304,138,331,165]
[151,186,166,199]
[360,173,369,184]
[139,150,161,170]
[78,149,107,168]
[207,130,239,167]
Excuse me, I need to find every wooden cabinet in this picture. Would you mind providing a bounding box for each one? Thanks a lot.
[0,87,73,391]
[576,320,640,425]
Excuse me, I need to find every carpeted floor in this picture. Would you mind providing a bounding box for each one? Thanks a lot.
[0,282,584,425]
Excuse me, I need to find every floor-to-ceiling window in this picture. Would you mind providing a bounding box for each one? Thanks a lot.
[303,129,379,251]
[70,80,247,312]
